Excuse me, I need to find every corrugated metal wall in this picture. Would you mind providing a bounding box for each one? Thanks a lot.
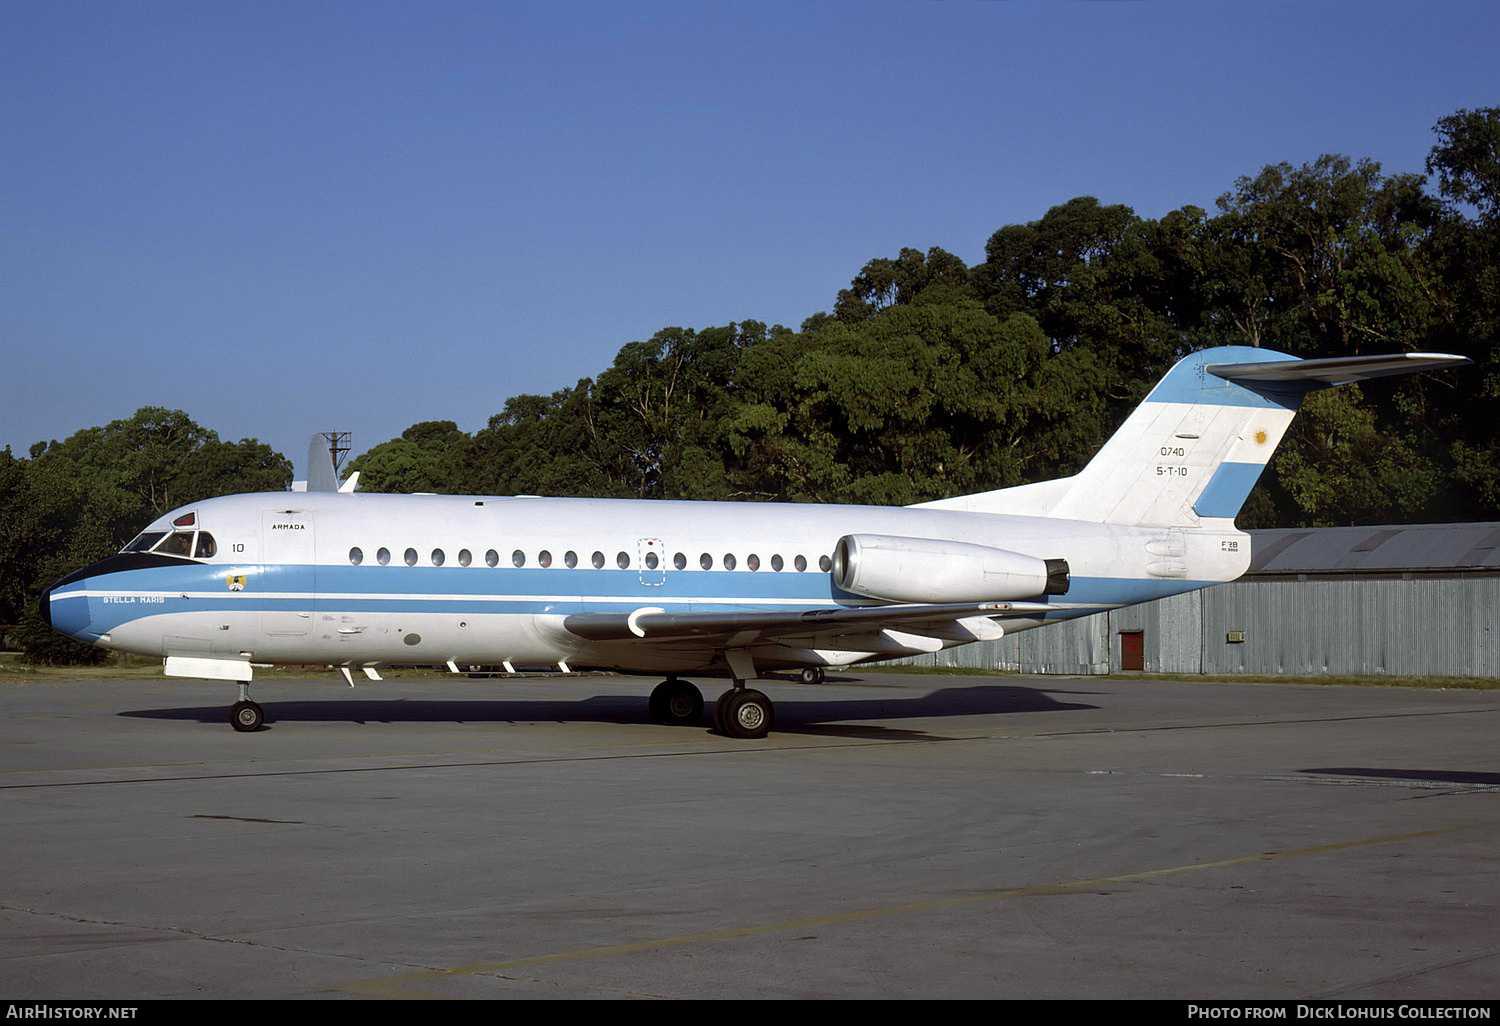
[891,576,1500,678]
[909,612,1111,674]
[1201,576,1500,677]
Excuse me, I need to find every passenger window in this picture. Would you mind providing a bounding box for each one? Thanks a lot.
[795,555,807,572]
[485,549,499,567]
[592,551,605,569]
[771,554,783,572]
[431,549,445,566]
[645,551,659,570]
[564,550,578,568]
[458,549,472,567]
[819,555,832,572]
[746,554,760,571]
[377,547,391,565]
[723,553,737,571]
[404,548,418,566]
[700,553,713,570]
[512,549,526,568]
[349,547,364,566]
[195,532,217,558]
[674,552,686,570]
[616,551,630,569]
[538,550,552,568]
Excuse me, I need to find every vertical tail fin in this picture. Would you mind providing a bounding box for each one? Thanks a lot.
[291,435,342,493]
[1049,346,1302,526]
[917,347,1469,527]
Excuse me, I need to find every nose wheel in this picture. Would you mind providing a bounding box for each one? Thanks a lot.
[229,682,263,732]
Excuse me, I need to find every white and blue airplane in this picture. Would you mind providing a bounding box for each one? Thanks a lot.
[42,346,1467,738]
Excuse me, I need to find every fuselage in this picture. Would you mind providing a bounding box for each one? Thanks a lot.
[43,490,1250,677]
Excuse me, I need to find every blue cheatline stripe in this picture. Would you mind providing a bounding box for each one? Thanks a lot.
[54,562,852,605]
[59,566,1217,636]
[1193,461,1265,519]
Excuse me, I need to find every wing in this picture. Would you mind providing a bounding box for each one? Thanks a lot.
[562,600,1058,656]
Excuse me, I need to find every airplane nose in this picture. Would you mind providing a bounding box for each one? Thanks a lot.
[42,551,181,644]
[41,576,97,641]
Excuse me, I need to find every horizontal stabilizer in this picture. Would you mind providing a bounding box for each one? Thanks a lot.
[1207,352,1470,388]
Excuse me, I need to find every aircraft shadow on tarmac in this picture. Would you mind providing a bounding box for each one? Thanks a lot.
[1301,767,1500,787]
[118,684,1101,741]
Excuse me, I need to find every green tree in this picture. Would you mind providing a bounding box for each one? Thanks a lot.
[6,410,291,663]
[972,196,1191,411]
[347,421,472,494]
[1427,107,1500,225]
[833,246,972,323]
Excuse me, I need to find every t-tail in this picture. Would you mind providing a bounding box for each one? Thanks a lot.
[918,346,1470,527]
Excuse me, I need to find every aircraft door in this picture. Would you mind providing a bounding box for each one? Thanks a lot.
[260,510,316,635]
[638,537,666,586]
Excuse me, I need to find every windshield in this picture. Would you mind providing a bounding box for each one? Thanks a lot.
[122,532,166,553]
[119,530,216,559]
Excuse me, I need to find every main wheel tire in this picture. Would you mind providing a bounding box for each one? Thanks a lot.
[713,690,732,734]
[798,667,825,685]
[230,700,264,732]
[649,680,704,726]
[720,689,774,740]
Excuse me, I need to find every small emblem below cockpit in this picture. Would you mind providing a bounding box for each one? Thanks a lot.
[226,574,246,591]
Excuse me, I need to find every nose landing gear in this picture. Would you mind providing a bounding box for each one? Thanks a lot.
[229,683,264,732]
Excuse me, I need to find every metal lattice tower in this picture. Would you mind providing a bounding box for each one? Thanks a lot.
[321,432,351,476]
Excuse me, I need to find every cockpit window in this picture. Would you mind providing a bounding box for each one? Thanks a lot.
[122,532,166,553]
[154,532,196,557]
[194,532,216,558]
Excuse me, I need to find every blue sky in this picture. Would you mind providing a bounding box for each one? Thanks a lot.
[3,0,1497,476]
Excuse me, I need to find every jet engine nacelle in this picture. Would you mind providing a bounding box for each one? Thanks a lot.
[832,534,1069,603]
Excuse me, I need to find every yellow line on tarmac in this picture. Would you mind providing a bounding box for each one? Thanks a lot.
[333,826,1459,999]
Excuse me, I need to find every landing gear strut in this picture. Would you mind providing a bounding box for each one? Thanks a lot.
[229,682,263,732]
[648,678,704,726]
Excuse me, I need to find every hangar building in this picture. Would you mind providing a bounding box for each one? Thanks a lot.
[896,523,1500,678]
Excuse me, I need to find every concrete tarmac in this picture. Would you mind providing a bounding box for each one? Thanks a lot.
[1,671,1497,1000]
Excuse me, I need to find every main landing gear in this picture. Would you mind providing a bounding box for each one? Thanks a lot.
[648,678,704,726]
[647,677,775,739]
[714,686,774,740]
[229,683,264,732]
